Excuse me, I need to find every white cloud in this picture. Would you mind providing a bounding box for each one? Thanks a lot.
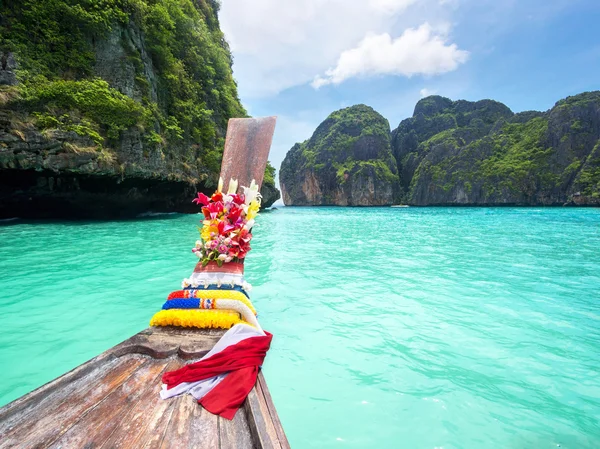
[219,0,456,98]
[312,23,469,88]
[420,87,437,97]
[369,0,418,13]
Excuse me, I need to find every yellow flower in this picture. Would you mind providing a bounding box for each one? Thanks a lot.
[150,309,247,329]
[246,200,260,220]
[200,220,219,241]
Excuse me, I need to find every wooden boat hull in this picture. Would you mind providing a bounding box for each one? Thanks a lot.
[0,327,289,449]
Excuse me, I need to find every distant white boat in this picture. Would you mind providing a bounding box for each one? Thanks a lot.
[391,205,410,208]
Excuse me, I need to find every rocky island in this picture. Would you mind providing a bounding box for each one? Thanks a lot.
[280,105,399,206]
[281,93,600,207]
[0,0,279,219]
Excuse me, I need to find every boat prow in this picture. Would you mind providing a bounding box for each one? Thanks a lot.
[0,327,289,448]
[0,116,288,448]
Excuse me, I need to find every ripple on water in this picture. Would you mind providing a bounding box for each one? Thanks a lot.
[1,207,599,448]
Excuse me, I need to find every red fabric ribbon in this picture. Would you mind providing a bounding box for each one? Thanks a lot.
[162,331,272,419]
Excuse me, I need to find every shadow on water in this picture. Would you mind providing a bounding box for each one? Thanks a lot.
[0,212,188,227]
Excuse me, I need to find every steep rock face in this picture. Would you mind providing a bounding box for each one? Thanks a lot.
[392,93,600,205]
[280,105,398,206]
[259,162,280,208]
[392,96,514,193]
[0,0,279,218]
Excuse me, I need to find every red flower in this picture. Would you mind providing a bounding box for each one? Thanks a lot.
[211,191,223,202]
[232,228,252,257]
[231,194,245,205]
[203,201,223,220]
[218,220,235,236]
[192,192,211,206]
[227,205,243,223]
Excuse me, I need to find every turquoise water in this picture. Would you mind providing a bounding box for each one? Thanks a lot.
[1,207,599,448]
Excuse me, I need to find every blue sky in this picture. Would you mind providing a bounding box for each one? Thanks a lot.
[218,0,600,184]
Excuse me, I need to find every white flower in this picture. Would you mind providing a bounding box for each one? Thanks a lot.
[217,254,227,261]
[243,219,255,231]
[227,178,239,194]
[225,255,233,263]
[195,240,202,247]
[217,176,224,193]
[242,179,262,206]
[196,251,202,258]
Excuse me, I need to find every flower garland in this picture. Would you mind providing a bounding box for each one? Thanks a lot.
[149,178,263,331]
[150,309,245,329]
[191,177,261,266]
[167,289,257,315]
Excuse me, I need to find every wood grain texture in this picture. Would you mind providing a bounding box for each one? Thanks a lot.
[98,359,183,449]
[219,405,255,449]
[0,356,147,448]
[0,327,288,449]
[258,373,291,449]
[245,383,278,449]
[159,395,219,449]
[220,117,277,190]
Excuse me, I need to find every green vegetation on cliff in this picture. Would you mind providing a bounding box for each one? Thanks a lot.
[393,92,600,205]
[1,0,246,184]
[280,92,600,207]
[280,104,398,206]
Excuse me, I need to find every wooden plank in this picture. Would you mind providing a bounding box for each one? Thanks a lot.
[0,349,120,425]
[244,385,278,449]
[159,394,219,449]
[46,357,168,448]
[138,397,178,449]
[112,326,222,360]
[219,406,256,449]
[97,358,183,449]
[257,373,291,449]
[220,117,277,190]
[0,355,147,449]
[0,327,289,449]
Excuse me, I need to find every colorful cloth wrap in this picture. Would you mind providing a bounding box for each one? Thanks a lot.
[150,265,259,330]
[160,324,272,419]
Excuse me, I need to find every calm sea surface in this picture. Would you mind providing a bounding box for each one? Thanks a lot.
[1,207,599,448]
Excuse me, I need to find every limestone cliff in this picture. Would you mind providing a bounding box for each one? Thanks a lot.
[0,0,279,218]
[279,105,398,206]
[392,93,600,206]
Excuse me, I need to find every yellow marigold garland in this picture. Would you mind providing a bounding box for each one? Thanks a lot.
[150,309,247,329]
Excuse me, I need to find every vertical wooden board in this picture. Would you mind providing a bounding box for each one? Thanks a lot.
[220,117,277,190]
[97,359,183,449]
[0,356,146,448]
[257,373,291,449]
[47,357,167,449]
[159,395,219,449]
[219,407,255,449]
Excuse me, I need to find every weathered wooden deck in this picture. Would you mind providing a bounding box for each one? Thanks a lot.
[0,327,289,449]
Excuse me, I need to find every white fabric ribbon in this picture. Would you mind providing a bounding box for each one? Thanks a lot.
[160,324,266,400]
